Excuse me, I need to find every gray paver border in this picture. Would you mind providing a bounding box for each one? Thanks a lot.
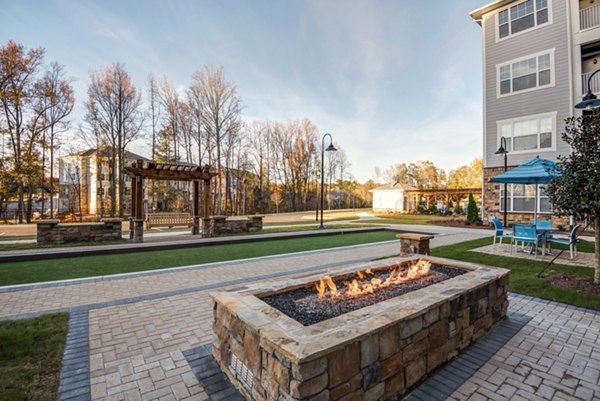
[57,308,90,401]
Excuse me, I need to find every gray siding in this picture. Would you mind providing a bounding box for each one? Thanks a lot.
[483,0,572,168]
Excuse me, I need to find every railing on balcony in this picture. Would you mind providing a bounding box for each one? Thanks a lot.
[582,70,600,95]
[580,3,600,30]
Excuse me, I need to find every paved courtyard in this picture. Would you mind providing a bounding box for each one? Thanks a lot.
[1,231,599,401]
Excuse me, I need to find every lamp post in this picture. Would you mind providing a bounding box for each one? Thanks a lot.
[576,69,600,110]
[495,136,509,227]
[320,133,337,229]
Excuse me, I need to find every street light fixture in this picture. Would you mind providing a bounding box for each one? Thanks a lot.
[495,136,509,227]
[576,69,600,110]
[320,133,337,229]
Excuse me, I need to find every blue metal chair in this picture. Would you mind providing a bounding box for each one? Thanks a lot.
[547,224,581,259]
[490,217,512,249]
[511,223,539,256]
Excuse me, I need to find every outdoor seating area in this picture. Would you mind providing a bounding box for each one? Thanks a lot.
[488,218,582,259]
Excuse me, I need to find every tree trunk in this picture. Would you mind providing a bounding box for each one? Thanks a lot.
[595,216,600,284]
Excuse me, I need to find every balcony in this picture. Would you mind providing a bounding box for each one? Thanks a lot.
[582,70,600,94]
[580,2,600,30]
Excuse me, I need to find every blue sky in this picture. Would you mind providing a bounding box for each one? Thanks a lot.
[1,0,485,182]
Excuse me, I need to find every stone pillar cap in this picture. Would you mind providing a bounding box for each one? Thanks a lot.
[396,233,435,240]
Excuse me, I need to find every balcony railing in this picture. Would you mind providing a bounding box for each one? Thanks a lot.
[580,3,600,30]
[582,71,600,95]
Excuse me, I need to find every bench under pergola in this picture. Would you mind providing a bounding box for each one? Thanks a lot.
[124,160,217,242]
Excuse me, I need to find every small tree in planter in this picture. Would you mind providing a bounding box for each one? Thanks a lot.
[467,193,478,224]
[546,112,600,284]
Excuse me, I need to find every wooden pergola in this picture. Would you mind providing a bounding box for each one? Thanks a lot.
[124,160,217,242]
[404,187,482,209]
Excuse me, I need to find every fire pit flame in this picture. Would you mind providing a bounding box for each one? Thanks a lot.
[314,259,432,299]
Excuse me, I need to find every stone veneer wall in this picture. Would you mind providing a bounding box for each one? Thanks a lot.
[36,219,122,244]
[212,275,509,401]
[483,167,568,226]
[203,215,263,237]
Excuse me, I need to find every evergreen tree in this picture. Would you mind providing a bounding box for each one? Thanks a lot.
[467,193,478,223]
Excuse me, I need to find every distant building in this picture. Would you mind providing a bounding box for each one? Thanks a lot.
[59,148,149,216]
[370,183,414,213]
[470,0,596,222]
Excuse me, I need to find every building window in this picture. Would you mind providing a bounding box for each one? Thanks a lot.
[498,50,553,96]
[497,112,555,153]
[500,184,551,213]
[498,0,550,39]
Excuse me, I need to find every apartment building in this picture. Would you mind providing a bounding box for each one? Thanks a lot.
[59,148,149,216]
[470,0,597,223]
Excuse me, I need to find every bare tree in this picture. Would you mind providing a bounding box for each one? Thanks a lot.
[84,63,143,217]
[35,62,75,218]
[190,66,242,214]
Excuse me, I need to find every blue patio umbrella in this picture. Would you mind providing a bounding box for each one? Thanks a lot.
[489,157,560,221]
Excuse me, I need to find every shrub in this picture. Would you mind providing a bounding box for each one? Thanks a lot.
[467,193,478,223]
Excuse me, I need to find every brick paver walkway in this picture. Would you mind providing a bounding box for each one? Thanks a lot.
[6,231,600,401]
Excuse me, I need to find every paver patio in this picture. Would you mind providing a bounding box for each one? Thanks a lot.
[2,231,599,401]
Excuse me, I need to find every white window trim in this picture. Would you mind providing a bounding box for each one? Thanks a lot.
[496,111,557,155]
[495,0,553,43]
[499,184,552,214]
[496,49,555,98]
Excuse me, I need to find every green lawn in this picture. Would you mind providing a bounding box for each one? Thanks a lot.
[431,237,600,311]
[0,313,68,401]
[0,239,127,252]
[0,231,397,286]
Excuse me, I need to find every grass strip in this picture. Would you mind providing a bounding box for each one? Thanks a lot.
[0,231,397,286]
[431,237,600,311]
[0,313,69,401]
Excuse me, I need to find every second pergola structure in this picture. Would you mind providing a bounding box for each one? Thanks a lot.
[124,160,217,243]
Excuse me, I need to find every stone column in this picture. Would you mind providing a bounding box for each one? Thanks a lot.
[202,217,212,237]
[128,217,135,240]
[36,219,60,244]
[130,219,144,243]
[397,233,435,256]
[250,215,264,231]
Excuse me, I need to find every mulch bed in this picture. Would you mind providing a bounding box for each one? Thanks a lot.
[545,274,600,296]
[261,265,465,326]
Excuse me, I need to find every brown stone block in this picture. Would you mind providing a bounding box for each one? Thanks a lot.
[337,389,364,401]
[292,357,327,381]
[384,371,405,399]
[251,384,267,401]
[360,334,379,368]
[266,353,290,391]
[405,356,426,388]
[440,302,450,319]
[477,298,488,317]
[380,353,403,381]
[308,389,329,401]
[379,325,399,360]
[400,317,423,339]
[244,329,261,373]
[260,368,279,400]
[428,320,449,348]
[329,372,362,401]
[364,382,384,401]
[329,342,360,388]
[402,337,429,364]
[289,372,328,398]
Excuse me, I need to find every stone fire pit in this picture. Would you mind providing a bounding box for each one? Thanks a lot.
[210,255,509,401]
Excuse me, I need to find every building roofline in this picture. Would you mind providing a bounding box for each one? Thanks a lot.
[469,0,516,23]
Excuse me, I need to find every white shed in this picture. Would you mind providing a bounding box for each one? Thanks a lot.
[370,183,414,213]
